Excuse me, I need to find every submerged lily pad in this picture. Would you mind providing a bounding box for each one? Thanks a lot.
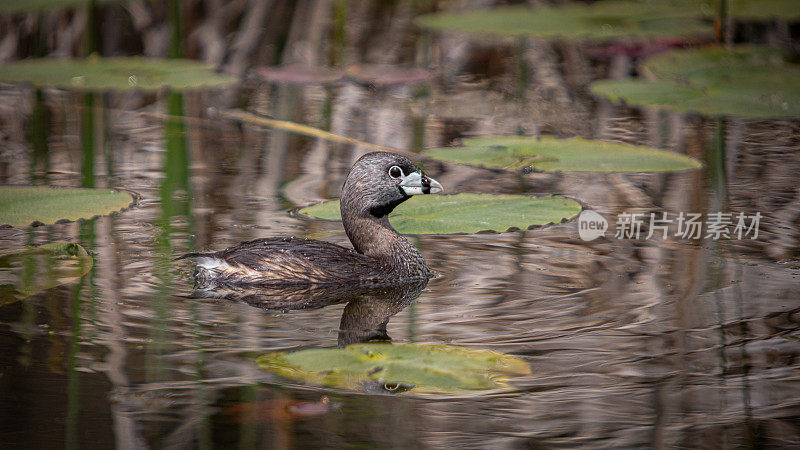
[415,2,712,42]
[425,136,702,173]
[254,64,344,85]
[0,242,93,305]
[591,46,800,118]
[257,343,531,394]
[0,186,135,227]
[0,57,237,91]
[299,193,582,234]
[346,64,433,86]
[584,37,694,59]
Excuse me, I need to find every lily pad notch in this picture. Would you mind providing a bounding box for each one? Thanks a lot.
[0,186,136,227]
[424,136,703,173]
[299,193,583,235]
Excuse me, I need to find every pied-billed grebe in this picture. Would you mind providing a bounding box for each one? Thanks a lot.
[179,152,442,288]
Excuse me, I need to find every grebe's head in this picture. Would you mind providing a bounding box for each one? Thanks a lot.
[341,152,443,218]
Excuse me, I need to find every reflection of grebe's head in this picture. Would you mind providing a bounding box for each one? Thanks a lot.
[341,152,443,218]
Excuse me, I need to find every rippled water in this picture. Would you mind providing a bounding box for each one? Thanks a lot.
[2,60,800,450]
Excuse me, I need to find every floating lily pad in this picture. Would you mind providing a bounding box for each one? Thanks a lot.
[298,193,582,234]
[254,64,344,85]
[416,0,800,42]
[346,64,433,86]
[424,136,702,173]
[0,57,237,91]
[415,2,712,42]
[591,46,800,118]
[0,186,135,227]
[696,0,800,21]
[257,343,531,394]
[0,242,93,305]
[642,45,790,83]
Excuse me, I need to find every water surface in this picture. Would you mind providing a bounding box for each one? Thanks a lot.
[1,45,799,450]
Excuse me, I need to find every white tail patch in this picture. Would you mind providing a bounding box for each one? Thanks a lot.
[194,256,231,271]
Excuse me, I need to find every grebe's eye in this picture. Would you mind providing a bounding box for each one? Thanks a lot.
[388,166,403,179]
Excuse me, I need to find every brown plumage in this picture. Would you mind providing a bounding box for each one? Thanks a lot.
[178,152,443,290]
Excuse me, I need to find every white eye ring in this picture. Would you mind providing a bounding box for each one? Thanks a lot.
[388,165,403,179]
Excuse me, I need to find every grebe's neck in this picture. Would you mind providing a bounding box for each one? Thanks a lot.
[340,203,429,279]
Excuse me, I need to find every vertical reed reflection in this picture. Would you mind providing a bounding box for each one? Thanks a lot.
[81,93,95,188]
[29,89,49,184]
[710,118,728,209]
[17,230,37,367]
[65,238,90,450]
[64,95,103,448]
[149,91,191,380]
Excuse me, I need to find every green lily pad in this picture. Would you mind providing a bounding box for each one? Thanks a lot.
[298,193,582,234]
[0,186,135,227]
[696,0,800,21]
[0,242,93,305]
[424,136,702,173]
[257,343,532,394]
[642,45,787,82]
[591,46,800,118]
[415,0,800,42]
[415,2,712,42]
[0,57,237,91]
